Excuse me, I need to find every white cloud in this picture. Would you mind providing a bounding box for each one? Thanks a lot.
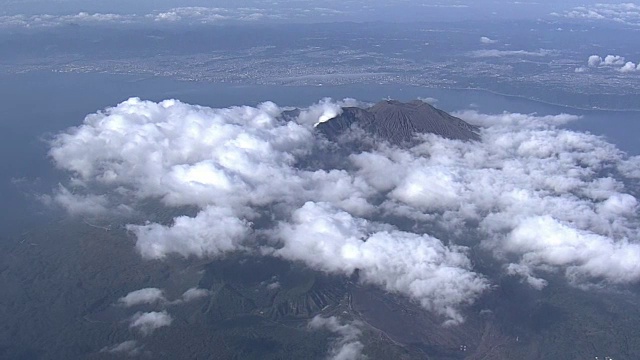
[417,97,439,104]
[50,97,374,258]
[480,36,497,44]
[129,206,251,259]
[501,216,640,285]
[450,110,579,127]
[266,281,281,290]
[619,155,640,179]
[582,54,639,74]
[119,287,210,308]
[180,287,211,302]
[118,288,166,307]
[558,3,640,26]
[619,61,638,73]
[149,7,228,23]
[0,5,358,28]
[100,340,142,356]
[505,263,548,290]
[348,110,640,288]
[587,55,602,67]
[309,316,365,360]
[604,54,626,66]
[0,8,270,27]
[469,49,554,58]
[41,185,109,216]
[301,98,343,127]
[0,12,135,28]
[129,311,173,336]
[49,98,640,323]
[273,201,488,324]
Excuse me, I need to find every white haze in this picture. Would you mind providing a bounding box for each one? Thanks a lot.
[308,316,365,360]
[100,340,142,356]
[49,97,640,324]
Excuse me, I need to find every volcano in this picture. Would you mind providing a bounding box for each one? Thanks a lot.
[316,99,480,144]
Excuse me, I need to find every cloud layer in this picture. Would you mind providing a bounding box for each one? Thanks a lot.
[274,201,487,323]
[49,97,640,323]
[0,8,285,28]
[0,4,360,28]
[557,3,640,26]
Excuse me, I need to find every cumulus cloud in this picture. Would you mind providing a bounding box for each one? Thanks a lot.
[309,316,365,360]
[619,61,639,73]
[273,202,488,324]
[584,54,639,73]
[349,110,640,288]
[604,54,626,66]
[149,7,229,22]
[619,155,640,179]
[179,287,212,302]
[129,207,251,259]
[118,288,167,307]
[500,215,640,286]
[587,55,602,67]
[480,36,497,44]
[49,97,640,324]
[50,97,374,258]
[129,311,173,336]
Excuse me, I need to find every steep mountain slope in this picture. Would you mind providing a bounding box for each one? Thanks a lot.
[317,99,480,144]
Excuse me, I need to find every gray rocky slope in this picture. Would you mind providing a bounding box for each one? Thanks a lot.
[316,99,480,145]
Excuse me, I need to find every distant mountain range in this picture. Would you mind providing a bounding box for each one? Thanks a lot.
[317,99,480,144]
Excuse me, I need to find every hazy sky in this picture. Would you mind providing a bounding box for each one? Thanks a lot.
[0,0,614,21]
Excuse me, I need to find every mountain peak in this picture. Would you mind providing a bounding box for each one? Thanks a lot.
[317,99,479,145]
